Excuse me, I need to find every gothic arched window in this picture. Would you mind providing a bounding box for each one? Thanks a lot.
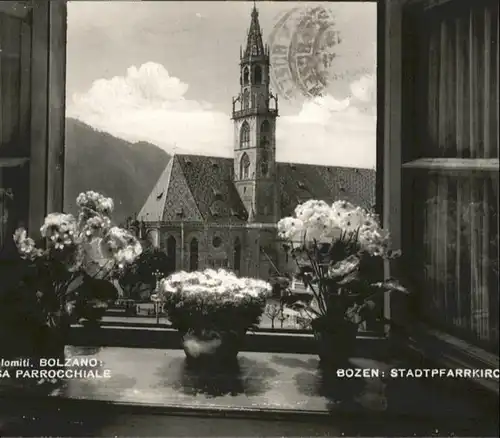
[260,149,269,176]
[240,153,250,179]
[253,65,262,84]
[166,235,176,271]
[234,237,242,272]
[243,67,249,85]
[240,122,250,148]
[243,89,250,109]
[189,238,199,271]
[261,120,270,134]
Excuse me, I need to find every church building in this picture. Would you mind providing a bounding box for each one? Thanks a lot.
[138,5,376,279]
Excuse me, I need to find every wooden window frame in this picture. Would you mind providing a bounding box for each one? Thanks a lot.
[29,0,67,232]
[381,0,499,392]
[0,0,66,243]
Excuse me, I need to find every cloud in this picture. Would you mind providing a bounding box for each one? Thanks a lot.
[292,95,351,125]
[276,74,377,169]
[68,63,376,168]
[67,62,234,156]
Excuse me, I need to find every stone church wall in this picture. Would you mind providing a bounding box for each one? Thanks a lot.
[157,224,246,274]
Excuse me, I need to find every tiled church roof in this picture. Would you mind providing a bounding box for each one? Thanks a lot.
[177,155,249,222]
[277,163,376,217]
[139,154,376,223]
[138,155,248,222]
[137,157,175,221]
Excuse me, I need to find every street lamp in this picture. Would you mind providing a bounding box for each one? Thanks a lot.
[151,269,163,324]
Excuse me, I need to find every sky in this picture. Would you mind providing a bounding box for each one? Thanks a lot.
[66,1,377,168]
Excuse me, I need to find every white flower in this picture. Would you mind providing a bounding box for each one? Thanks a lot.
[158,269,272,303]
[277,217,305,242]
[294,200,329,220]
[82,215,112,240]
[338,206,367,234]
[100,226,142,267]
[98,197,114,214]
[13,228,43,260]
[76,191,114,215]
[40,213,79,250]
[40,213,77,236]
[278,199,391,255]
[13,192,145,284]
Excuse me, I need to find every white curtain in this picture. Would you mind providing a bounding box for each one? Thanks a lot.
[417,0,499,352]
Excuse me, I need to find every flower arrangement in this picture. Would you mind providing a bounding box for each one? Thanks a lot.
[277,200,408,361]
[158,269,272,333]
[12,191,142,334]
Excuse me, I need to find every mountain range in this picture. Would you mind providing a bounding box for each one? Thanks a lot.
[64,118,171,225]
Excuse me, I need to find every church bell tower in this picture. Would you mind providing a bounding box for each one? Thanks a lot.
[231,3,279,223]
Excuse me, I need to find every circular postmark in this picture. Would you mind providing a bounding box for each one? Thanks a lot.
[268,5,342,100]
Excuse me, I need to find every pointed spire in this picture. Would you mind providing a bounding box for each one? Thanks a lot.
[244,2,265,58]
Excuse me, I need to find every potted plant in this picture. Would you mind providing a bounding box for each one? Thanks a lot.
[157,269,271,365]
[8,191,142,359]
[116,246,171,301]
[277,200,409,367]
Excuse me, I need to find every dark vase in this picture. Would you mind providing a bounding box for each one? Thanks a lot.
[180,328,246,367]
[0,313,69,361]
[36,311,70,360]
[311,316,358,367]
[0,313,68,392]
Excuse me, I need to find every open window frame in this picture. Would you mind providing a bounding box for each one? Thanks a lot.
[382,0,499,391]
[0,0,66,255]
[11,0,499,360]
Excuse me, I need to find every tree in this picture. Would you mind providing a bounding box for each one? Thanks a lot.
[116,246,171,300]
[71,274,121,323]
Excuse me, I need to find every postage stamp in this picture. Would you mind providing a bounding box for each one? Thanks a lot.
[268,5,341,100]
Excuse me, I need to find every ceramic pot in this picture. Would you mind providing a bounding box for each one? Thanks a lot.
[180,328,246,366]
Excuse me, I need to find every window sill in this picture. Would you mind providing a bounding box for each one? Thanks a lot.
[399,323,499,395]
[68,324,385,355]
[402,158,499,172]
[1,346,497,437]
[97,315,385,337]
